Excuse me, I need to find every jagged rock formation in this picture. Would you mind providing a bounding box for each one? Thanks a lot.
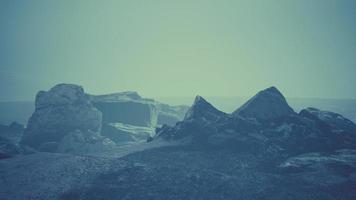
[20,84,105,152]
[1,86,356,200]
[154,86,356,155]
[184,96,227,121]
[155,96,227,142]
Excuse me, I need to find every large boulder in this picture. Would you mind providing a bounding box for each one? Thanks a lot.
[20,84,103,151]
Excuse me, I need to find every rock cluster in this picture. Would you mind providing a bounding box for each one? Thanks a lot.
[154,86,356,156]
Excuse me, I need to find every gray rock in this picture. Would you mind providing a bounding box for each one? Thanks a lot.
[154,87,356,155]
[20,84,102,151]
[184,95,227,121]
[233,86,295,120]
[155,96,226,141]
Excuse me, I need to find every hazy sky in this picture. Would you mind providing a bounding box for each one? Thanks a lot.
[1,0,356,101]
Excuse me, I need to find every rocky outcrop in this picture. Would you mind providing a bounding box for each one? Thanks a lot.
[20,84,103,152]
[153,86,356,155]
[155,96,226,141]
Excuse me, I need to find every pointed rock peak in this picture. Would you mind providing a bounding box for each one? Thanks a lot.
[266,86,279,92]
[193,95,208,105]
[184,95,226,121]
[233,86,295,120]
[259,86,284,99]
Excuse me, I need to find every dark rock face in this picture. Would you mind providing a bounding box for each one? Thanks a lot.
[20,84,103,151]
[233,86,295,120]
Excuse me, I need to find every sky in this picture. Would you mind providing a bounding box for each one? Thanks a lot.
[0,0,356,101]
